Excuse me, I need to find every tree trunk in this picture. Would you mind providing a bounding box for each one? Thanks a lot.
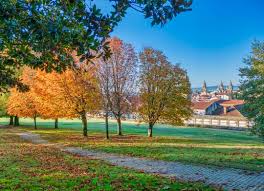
[81,112,88,137]
[34,116,37,129]
[9,116,14,126]
[55,118,58,129]
[117,116,122,136]
[148,123,153,137]
[14,116,19,126]
[105,111,109,139]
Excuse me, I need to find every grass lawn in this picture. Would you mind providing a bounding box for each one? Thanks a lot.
[0,128,216,191]
[1,117,264,172]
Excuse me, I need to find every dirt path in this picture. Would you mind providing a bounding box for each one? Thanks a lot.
[19,132,264,191]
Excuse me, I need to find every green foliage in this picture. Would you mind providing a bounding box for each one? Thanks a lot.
[0,93,8,116]
[0,0,192,91]
[239,40,264,138]
[0,61,25,92]
[112,0,193,26]
[139,48,192,134]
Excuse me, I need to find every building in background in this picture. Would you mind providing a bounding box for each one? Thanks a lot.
[192,101,219,115]
[216,100,245,117]
[192,80,236,102]
[188,83,249,128]
[191,81,244,117]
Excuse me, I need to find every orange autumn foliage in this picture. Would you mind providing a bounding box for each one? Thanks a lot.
[32,70,75,120]
[59,67,101,116]
[7,88,38,119]
[7,61,101,135]
[7,68,39,119]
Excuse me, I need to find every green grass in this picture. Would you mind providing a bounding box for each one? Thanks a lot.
[1,117,264,172]
[0,128,215,191]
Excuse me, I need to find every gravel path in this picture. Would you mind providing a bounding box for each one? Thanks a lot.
[19,132,264,191]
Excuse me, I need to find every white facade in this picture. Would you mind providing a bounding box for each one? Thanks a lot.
[193,109,206,115]
[186,115,250,128]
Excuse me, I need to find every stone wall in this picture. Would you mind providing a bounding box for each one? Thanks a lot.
[186,115,251,128]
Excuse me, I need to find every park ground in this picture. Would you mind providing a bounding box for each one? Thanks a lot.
[0,117,264,190]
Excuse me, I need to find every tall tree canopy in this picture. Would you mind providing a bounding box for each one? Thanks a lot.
[97,50,112,139]
[239,40,264,138]
[58,66,101,136]
[139,48,192,137]
[98,37,138,136]
[7,68,39,128]
[0,0,192,91]
[32,69,75,128]
[7,65,100,134]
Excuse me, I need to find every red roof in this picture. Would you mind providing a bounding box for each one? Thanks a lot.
[217,100,244,106]
[218,106,244,117]
[192,101,216,110]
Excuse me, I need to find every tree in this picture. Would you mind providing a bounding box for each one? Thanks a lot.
[139,48,192,137]
[0,93,14,125]
[7,68,39,129]
[97,57,111,139]
[0,0,192,91]
[101,37,138,135]
[239,40,264,138]
[7,64,100,134]
[57,66,101,136]
[32,70,75,129]
[7,88,39,128]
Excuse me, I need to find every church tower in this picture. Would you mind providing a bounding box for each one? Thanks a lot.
[228,80,234,99]
[228,80,233,92]
[202,80,207,94]
[218,81,225,92]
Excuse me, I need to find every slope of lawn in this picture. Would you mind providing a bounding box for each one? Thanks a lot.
[1,117,264,172]
[0,127,215,191]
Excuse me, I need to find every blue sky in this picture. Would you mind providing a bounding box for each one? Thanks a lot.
[94,0,264,87]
